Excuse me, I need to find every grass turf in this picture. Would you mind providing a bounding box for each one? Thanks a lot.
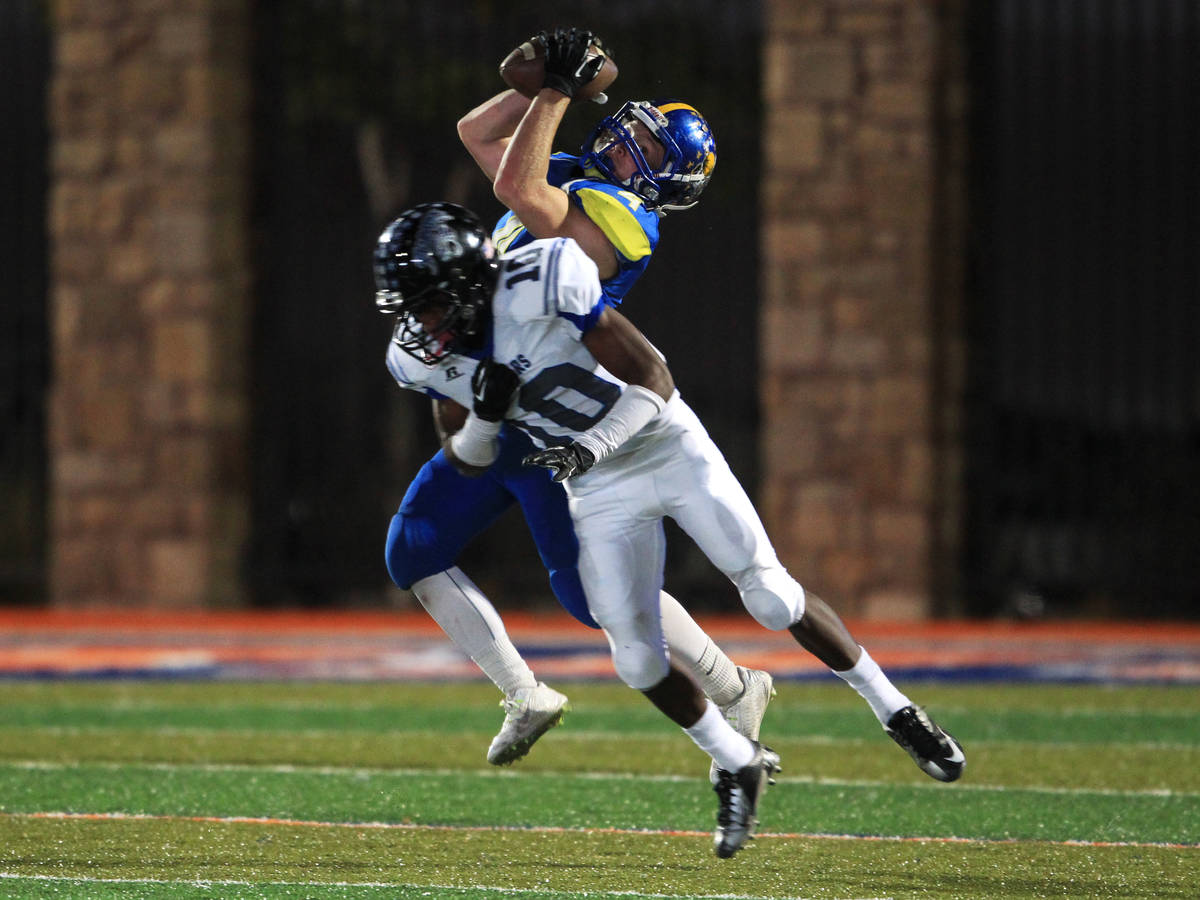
[0,680,1197,898]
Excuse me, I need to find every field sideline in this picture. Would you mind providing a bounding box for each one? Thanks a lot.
[1,612,1198,898]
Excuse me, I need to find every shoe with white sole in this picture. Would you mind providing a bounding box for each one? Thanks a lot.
[885,704,965,782]
[710,667,776,783]
[486,682,569,766]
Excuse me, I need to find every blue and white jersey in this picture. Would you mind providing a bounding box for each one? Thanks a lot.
[386,237,675,463]
[490,153,660,307]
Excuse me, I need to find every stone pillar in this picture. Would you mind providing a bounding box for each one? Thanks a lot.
[48,0,251,606]
[760,0,966,618]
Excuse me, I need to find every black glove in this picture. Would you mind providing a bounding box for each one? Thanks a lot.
[541,27,605,99]
[471,358,519,422]
[523,443,597,482]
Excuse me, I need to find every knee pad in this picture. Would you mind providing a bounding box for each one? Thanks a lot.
[596,605,669,689]
[735,566,806,631]
[608,637,670,690]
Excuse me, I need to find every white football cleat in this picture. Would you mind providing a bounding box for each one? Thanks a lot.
[710,667,776,783]
[486,682,569,766]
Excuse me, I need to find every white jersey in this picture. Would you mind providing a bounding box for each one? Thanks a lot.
[388,237,801,688]
[386,237,681,467]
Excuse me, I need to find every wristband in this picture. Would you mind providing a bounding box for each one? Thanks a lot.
[574,384,666,464]
[449,414,502,467]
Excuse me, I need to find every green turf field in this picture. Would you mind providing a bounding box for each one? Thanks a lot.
[0,679,1196,898]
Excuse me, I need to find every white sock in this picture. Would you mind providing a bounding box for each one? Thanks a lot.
[834,646,911,725]
[684,700,756,772]
[660,591,744,706]
[411,567,537,697]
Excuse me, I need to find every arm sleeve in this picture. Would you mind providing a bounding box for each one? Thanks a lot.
[573,384,666,464]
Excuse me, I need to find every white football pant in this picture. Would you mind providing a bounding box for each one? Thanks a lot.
[567,398,806,689]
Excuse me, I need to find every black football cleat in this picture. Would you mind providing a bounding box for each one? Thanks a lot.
[713,742,782,859]
[885,705,965,782]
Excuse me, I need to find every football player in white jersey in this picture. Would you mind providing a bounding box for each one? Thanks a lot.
[374,202,966,859]
[384,26,773,770]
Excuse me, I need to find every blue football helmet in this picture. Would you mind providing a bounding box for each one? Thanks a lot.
[373,202,498,365]
[580,99,717,213]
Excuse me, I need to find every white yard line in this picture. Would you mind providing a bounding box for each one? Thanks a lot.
[2,757,1196,799]
[7,723,1198,752]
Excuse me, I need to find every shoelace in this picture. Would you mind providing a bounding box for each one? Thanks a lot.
[714,771,745,827]
[897,709,945,756]
[500,695,527,716]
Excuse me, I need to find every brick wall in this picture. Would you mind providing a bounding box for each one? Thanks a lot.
[48,0,251,606]
[760,0,966,617]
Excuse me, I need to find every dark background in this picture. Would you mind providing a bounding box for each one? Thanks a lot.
[245,0,765,607]
[964,0,1200,617]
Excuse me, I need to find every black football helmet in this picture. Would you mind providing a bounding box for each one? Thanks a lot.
[374,202,499,365]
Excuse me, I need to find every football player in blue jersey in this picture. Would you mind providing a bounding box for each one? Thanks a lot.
[383,27,772,769]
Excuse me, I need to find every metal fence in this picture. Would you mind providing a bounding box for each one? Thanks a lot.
[965,0,1200,616]
[247,0,763,606]
[0,0,49,603]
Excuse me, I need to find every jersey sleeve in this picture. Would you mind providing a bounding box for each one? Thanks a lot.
[563,178,659,306]
[567,182,655,264]
[490,155,660,307]
[548,238,605,337]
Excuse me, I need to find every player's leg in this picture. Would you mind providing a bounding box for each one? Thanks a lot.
[386,449,531,690]
[661,404,965,782]
[386,449,567,763]
[571,465,781,859]
[505,435,771,726]
[572,493,750,752]
[656,589,776,783]
[498,434,599,628]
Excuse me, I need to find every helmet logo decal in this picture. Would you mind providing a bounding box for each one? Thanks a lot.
[434,226,464,261]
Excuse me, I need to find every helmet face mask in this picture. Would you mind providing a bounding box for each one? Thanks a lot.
[581,100,717,213]
[387,288,472,365]
[373,202,498,365]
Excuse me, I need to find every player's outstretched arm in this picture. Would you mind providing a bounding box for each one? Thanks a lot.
[492,94,620,280]
[457,89,533,183]
[491,29,621,279]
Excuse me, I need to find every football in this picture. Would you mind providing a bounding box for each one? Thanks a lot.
[499,35,618,103]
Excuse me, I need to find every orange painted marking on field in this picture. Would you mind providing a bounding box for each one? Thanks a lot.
[3,608,1199,641]
[2,609,1198,680]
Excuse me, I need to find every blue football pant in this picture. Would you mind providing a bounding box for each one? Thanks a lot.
[385,430,600,629]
